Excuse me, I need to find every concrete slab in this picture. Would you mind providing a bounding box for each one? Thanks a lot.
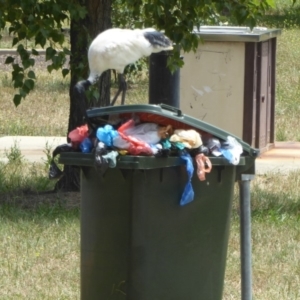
[0,136,66,163]
[255,141,300,174]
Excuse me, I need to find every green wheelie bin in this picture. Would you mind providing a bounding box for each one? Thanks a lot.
[59,104,258,300]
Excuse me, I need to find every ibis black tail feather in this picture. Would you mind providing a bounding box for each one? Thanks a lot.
[75,80,92,95]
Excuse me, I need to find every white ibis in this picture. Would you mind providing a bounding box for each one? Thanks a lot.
[75,28,173,106]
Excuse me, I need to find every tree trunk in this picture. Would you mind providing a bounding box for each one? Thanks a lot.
[55,0,112,191]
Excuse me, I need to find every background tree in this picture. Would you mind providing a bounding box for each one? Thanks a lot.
[60,0,112,190]
[0,0,274,191]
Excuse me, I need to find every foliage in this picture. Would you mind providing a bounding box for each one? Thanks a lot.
[116,0,275,71]
[0,0,274,105]
[260,2,300,28]
[0,0,86,106]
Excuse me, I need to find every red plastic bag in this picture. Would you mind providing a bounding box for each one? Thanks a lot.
[68,124,89,143]
[117,120,153,155]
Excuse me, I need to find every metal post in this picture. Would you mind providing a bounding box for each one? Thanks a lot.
[238,174,255,300]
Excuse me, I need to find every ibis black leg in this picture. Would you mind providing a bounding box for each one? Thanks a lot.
[110,74,127,106]
[238,174,255,300]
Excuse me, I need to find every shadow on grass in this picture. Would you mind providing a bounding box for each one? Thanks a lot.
[0,191,80,221]
[231,171,300,221]
[254,171,300,218]
[250,188,300,220]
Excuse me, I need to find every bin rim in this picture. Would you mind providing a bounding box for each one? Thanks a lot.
[86,103,259,158]
[58,152,253,169]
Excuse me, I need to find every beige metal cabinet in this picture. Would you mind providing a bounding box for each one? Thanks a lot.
[180,26,281,152]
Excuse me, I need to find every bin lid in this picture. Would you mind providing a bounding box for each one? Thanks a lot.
[86,103,259,158]
[193,26,282,42]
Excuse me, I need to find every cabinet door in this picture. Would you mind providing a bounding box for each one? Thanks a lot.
[256,40,273,151]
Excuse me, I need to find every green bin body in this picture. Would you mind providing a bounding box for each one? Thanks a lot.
[59,104,257,300]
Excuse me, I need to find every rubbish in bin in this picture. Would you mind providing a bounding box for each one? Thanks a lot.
[220,136,243,165]
[195,153,212,181]
[96,124,118,147]
[52,106,249,206]
[204,135,243,165]
[68,124,89,149]
[179,151,195,206]
[117,120,159,155]
[80,137,93,153]
[170,129,202,149]
[102,150,119,168]
[205,137,222,156]
[118,119,172,144]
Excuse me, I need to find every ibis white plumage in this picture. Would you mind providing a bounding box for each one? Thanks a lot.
[75,27,173,106]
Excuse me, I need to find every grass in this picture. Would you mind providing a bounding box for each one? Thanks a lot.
[0,149,80,299]
[0,203,80,299]
[0,0,300,298]
[0,66,149,136]
[224,212,300,299]
[272,28,300,141]
[223,170,300,299]
[0,69,70,136]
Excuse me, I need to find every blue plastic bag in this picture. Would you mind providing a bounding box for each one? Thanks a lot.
[96,125,119,147]
[80,137,93,153]
[179,152,195,206]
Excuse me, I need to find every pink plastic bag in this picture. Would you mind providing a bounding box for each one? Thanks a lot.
[68,124,89,143]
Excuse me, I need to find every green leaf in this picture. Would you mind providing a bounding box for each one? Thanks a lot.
[5,56,14,64]
[24,79,35,90]
[19,87,28,98]
[17,44,25,52]
[28,70,36,79]
[29,58,35,67]
[266,0,275,8]
[13,94,22,107]
[22,59,32,69]
[9,26,15,35]
[63,47,71,55]
[62,68,69,77]
[12,64,23,72]
[22,79,34,94]
[31,49,39,56]
[46,47,57,61]
[18,30,26,40]
[35,32,46,48]
[47,65,54,73]
[13,76,24,88]
[12,37,19,46]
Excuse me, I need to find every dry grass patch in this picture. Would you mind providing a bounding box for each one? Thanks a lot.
[224,214,300,299]
[224,171,300,299]
[0,69,70,136]
[275,28,300,141]
[0,55,149,137]
[0,200,80,300]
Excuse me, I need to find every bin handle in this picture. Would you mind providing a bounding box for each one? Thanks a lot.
[159,103,183,117]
